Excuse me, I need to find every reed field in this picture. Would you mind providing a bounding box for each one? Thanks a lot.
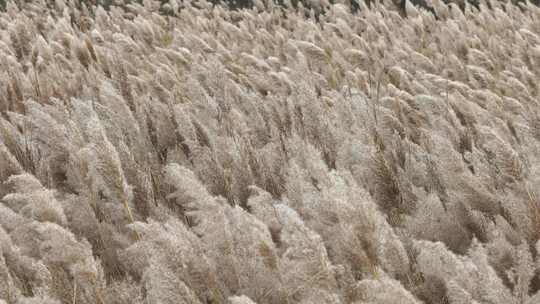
[1,0,540,303]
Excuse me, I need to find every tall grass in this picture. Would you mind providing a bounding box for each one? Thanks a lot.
[0,0,540,303]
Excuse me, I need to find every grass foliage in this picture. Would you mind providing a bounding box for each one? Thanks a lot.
[1,0,540,303]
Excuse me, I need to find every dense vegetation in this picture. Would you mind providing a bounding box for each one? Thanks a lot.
[1,0,540,303]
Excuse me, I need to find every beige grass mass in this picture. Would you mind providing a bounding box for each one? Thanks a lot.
[1,0,540,303]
